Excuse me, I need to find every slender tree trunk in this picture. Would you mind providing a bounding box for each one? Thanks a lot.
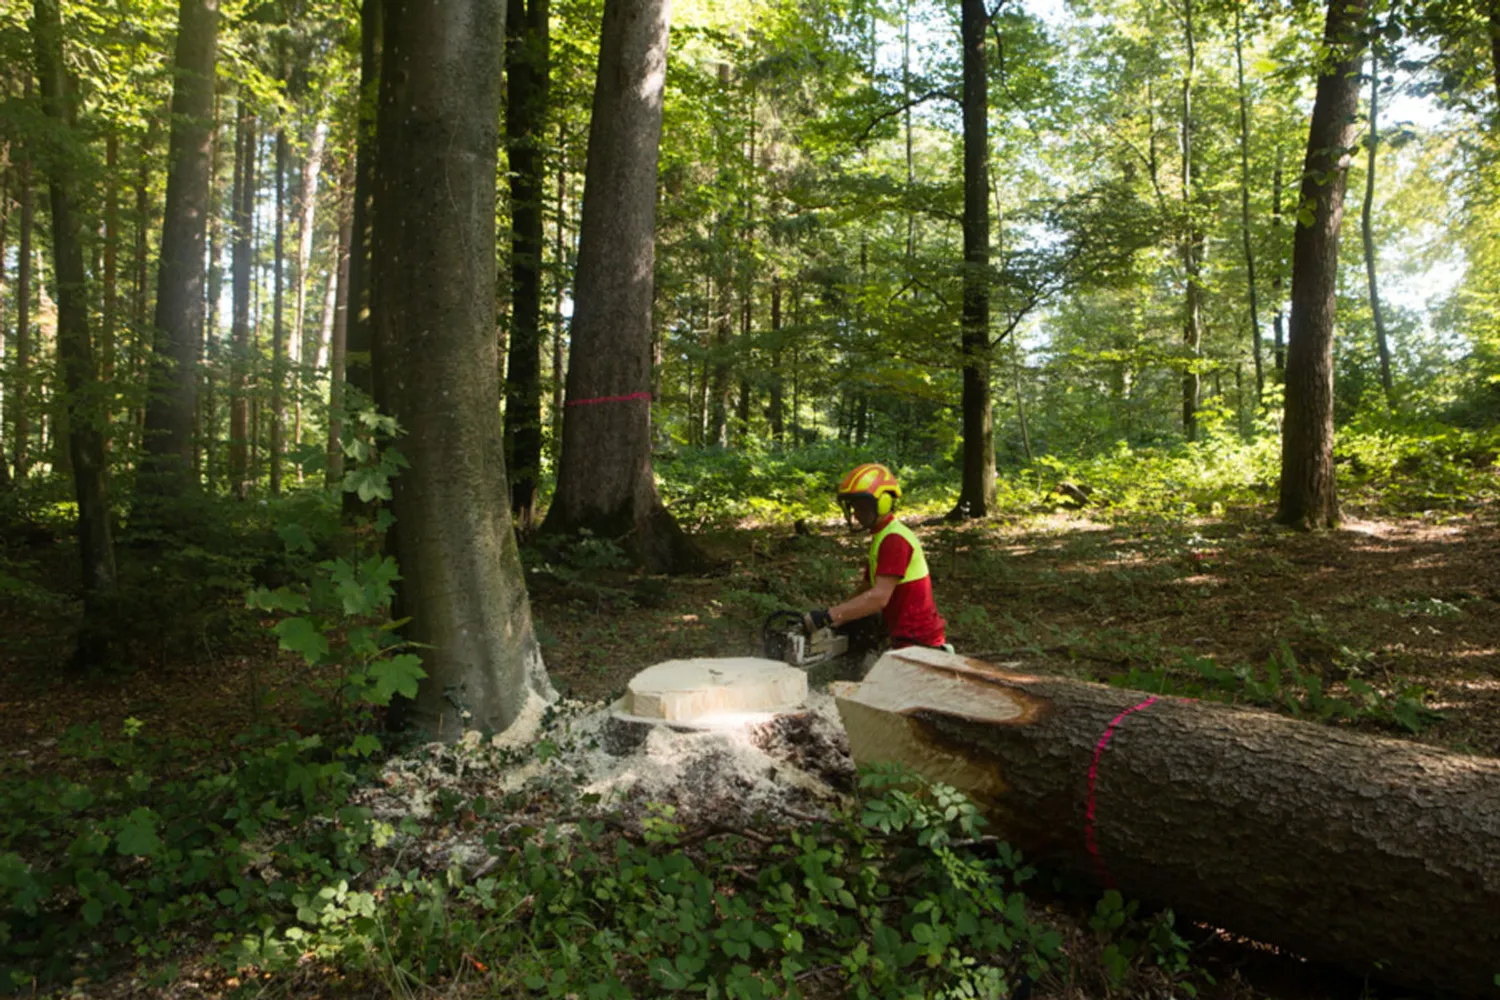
[0,167,9,488]
[229,102,254,497]
[1272,149,1286,373]
[709,282,732,446]
[33,0,118,659]
[344,0,381,424]
[141,0,218,496]
[1234,5,1263,405]
[1362,49,1393,407]
[1180,0,1203,441]
[543,0,708,574]
[315,267,335,371]
[202,97,223,487]
[103,134,118,399]
[504,0,550,529]
[1490,0,1500,112]
[14,110,33,480]
[132,143,151,452]
[1277,0,1369,531]
[951,0,995,520]
[289,120,327,460]
[269,128,286,495]
[326,168,353,488]
[768,275,783,441]
[373,0,553,737]
[903,0,915,260]
[550,120,568,464]
[1012,334,1032,462]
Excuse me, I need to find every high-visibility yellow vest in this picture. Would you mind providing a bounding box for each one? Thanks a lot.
[868,518,929,585]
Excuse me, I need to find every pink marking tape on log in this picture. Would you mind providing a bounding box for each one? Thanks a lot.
[1085,695,1159,888]
[566,391,652,407]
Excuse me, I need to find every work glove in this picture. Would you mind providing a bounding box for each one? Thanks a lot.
[805,608,834,631]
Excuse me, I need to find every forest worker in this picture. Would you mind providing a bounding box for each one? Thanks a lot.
[806,463,949,652]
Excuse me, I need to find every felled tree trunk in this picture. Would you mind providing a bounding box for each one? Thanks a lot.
[834,649,1500,998]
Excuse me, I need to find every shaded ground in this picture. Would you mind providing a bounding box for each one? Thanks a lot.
[532,506,1500,756]
[2,493,1497,998]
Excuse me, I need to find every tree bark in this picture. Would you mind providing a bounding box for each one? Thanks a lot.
[1277,0,1368,531]
[950,0,995,520]
[503,0,550,530]
[373,0,553,736]
[292,119,328,455]
[325,167,352,488]
[543,0,708,574]
[709,282,732,446]
[0,165,9,489]
[1490,0,1500,113]
[1179,0,1203,441]
[1234,5,1263,405]
[550,120,568,466]
[834,649,1500,999]
[33,0,118,656]
[1271,148,1286,373]
[1362,49,1393,407]
[345,0,380,410]
[130,137,154,453]
[229,102,254,498]
[202,97,223,486]
[13,105,32,480]
[103,133,118,397]
[768,275,783,442]
[141,0,218,495]
[269,127,286,496]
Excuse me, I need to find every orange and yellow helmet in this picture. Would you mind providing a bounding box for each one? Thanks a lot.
[837,463,902,521]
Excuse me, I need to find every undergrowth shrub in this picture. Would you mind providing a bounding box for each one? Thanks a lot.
[656,441,953,527]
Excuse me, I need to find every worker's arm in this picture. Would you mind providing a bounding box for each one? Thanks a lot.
[828,575,900,627]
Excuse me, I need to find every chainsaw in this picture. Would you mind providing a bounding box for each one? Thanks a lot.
[761,609,850,668]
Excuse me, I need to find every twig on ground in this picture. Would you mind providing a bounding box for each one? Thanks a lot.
[796,964,841,982]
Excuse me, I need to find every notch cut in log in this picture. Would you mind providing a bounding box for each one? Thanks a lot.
[833,647,1500,998]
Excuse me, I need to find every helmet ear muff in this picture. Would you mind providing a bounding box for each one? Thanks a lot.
[877,492,894,516]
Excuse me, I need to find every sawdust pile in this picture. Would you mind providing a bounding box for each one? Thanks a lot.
[352,692,857,871]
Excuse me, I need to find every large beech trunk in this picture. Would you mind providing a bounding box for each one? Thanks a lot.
[1277,0,1368,530]
[949,0,995,520]
[834,648,1500,998]
[372,0,553,736]
[33,0,118,659]
[542,0,706,574]
[141,0,218,489]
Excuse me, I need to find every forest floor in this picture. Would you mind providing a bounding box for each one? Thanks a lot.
[2,491,1498,998]
[530,504,1500,758]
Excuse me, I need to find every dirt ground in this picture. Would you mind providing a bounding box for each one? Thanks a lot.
[530,505,1500,757]
[2,496,1497,999]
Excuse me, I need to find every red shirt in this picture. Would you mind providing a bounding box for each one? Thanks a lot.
[868,518,946,648]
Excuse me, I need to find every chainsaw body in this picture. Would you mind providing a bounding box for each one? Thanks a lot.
[762,610,850,667]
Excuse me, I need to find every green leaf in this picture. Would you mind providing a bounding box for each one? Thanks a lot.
[115,808,162,857]
[366,654,426,705]
[274,617,331,665]
[81,898,105,926]
[649,956,689,988]
[349,734,382,757]
[276,522,316,554]
[246,586,309,614]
